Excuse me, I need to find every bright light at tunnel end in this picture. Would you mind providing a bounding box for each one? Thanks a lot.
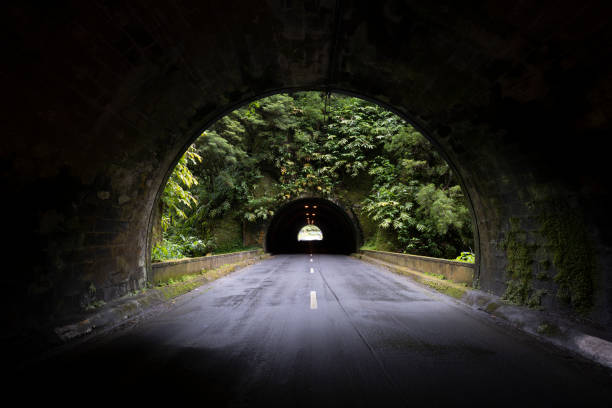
[298,225,323,241]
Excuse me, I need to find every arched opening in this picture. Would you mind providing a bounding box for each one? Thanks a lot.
[265,197,360,254]
[150,92,475,264]
[297,225,323,241]
[5,1,610,339]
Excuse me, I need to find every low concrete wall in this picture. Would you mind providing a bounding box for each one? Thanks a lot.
[150,249,262,284]
[360,249,475,284]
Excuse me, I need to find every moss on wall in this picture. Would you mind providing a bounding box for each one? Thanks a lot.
[537,200,596,315]
[500,218,542,307]
[499,198,598,315]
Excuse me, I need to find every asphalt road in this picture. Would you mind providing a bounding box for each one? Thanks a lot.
[16,255,611,406]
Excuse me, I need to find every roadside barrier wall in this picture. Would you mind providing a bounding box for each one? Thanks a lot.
[150,249,262,284]
[360,249,474,284]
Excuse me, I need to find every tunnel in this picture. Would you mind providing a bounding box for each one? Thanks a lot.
[2,1,612,345]
[266,198,360,254]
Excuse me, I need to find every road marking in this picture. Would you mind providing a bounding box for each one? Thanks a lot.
[310,267,314,274]
[310,258,313,262]
[310,291,317,309]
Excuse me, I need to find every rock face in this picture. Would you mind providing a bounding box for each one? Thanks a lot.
[2,1,612,332]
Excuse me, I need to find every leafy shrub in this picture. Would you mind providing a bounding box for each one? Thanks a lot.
[152,234,217,262]
[454,252,475,263]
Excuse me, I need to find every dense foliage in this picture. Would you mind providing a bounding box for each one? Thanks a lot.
[153,92,473,261]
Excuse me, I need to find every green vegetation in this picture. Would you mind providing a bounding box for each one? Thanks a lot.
[156,272,203,287]
[82,283,106,311]
[496,198,597,315]
[423,271,446,280]
[537,200,596,315]
[485,302,501,313]
[153,92,473,261]
[500,218,543,307]
[420,279,467,299]
[454,251,475,263]
[536,321,562,337]
[84,300,106,311]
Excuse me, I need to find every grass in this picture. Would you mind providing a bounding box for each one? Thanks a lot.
[156,272,203,287]
[536,321,562,337]
[419,278,467,299]
[423,271,446,280]
[485,302,501,313]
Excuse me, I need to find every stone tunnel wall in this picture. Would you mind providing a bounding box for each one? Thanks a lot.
[2,1,612,335]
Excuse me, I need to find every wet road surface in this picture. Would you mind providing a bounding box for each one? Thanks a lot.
[15,255,611,406]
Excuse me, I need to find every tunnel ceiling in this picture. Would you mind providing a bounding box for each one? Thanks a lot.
[266,198,360,254]
[2,1,612,331]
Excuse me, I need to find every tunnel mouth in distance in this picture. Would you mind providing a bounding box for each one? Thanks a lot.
[266,197,359,254]
[298,225,323,241]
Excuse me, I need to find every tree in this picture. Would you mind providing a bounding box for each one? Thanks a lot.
[160,144,201,230]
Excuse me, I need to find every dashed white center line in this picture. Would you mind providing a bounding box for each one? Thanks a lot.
[310,258,313,262]
[310,291,318,309]
[310,267,314,274]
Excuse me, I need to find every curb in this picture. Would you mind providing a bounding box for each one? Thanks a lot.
[354,253,612,369]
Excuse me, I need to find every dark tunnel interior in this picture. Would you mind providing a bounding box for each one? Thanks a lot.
[265,198,359,254]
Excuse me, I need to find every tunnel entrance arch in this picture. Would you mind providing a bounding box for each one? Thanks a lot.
[5,1,612,335]
[148,89,480,273]
[264,197,362,254]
